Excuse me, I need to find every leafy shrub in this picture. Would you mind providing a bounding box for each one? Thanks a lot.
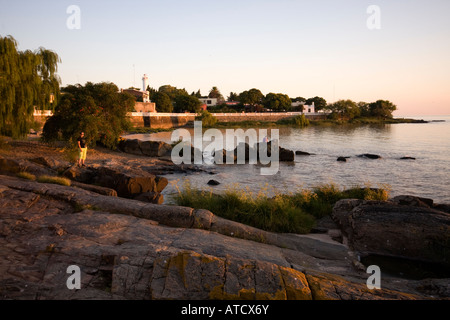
[196,110,218,127]
[42,82,134,149]
[294,114,310,127]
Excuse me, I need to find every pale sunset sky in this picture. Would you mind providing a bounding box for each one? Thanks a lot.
[1,0,449,116]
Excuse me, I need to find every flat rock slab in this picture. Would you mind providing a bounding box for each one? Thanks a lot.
[0,175,448,300]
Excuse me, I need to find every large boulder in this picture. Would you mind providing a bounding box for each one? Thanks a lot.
[259,141,295,162]
[63,164,168,199]
[134,191,164,204]
[279,147,294,162]
[119,139,142,155]
[139,140,172,157]
[0,155,57,177]
[119,139,173,157]
[93,166,168,199]
[331,197,450,268]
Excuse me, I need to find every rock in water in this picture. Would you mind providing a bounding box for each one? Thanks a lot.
[207,179,220,186]
[357,153,381,159]
[295,151,311,156]
[279,147,294,162]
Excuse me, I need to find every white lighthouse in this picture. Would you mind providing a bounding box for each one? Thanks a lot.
[142,74,150,102]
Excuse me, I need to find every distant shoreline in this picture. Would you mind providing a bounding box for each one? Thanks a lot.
[125,116,431,134]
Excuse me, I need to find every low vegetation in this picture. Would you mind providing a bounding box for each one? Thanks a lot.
[16,172,36,181]
[196,110,218,127]
[36,175,71,186]
[173,181,390,234]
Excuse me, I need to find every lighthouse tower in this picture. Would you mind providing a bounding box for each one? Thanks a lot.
[142,74,150,102]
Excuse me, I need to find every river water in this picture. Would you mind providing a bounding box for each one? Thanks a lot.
[124,115,450,204]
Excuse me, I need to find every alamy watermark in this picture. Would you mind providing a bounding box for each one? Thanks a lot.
[66,265,81,289]
[66,5,81,30]
[367,5,381,30]
[366,265,381,289]
[170,121,280,176]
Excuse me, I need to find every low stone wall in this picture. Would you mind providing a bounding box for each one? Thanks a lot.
[128,113,196,129]
[128,112,327,129]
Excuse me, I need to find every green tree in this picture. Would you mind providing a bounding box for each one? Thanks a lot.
[293,97,306,103]
[42,82,134,149]
[263,93,292,111]
[146,86,157,99]
[305,96,327,112]
[358,101,370,117]
[152,91,173,113]
[238,88,264,107]
[328,99,360,119]
[158,85,188,100]
[174,94,202,113]
[228,92,239,101]
[369,100,397,119]
[0,35,61,138]
[208,86,224,102]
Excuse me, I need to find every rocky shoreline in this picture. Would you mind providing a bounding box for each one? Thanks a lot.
[0,139,449,300]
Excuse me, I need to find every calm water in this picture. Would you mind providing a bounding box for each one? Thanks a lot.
[124,115,450,204]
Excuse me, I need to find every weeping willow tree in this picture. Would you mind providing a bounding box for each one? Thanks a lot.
[0,35,61,138]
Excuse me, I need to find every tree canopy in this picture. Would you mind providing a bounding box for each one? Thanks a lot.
[325,99,396,119]
[305,96,327,111]
[327,99,361,119]
[158,85,188,101]
[369,100,397,119]
[0,35,61,138]
[174,94,202,113]
[263,93,292,111]
[208,86,224,102]
[152,91,173,113]
[238,88,264,106]
[42,82,135,149]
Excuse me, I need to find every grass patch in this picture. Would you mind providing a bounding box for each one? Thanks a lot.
[16,172,36,181]
[37,175,71,186]
[276,114,310,127]
[173,181,390,234]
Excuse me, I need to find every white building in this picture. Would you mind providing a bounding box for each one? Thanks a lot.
[303,102,315,113]
[291,101,315,113]
[198,97,218,107]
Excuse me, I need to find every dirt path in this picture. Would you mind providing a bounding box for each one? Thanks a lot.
[0,136,173,167]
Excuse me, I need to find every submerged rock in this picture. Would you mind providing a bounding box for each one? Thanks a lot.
[295,151,312,156]
[357,153,382,159]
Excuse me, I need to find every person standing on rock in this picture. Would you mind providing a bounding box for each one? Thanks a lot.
[77,132,87,168]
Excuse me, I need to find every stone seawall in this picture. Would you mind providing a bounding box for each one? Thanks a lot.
[128,112,327,129]
[128,113,195,129]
